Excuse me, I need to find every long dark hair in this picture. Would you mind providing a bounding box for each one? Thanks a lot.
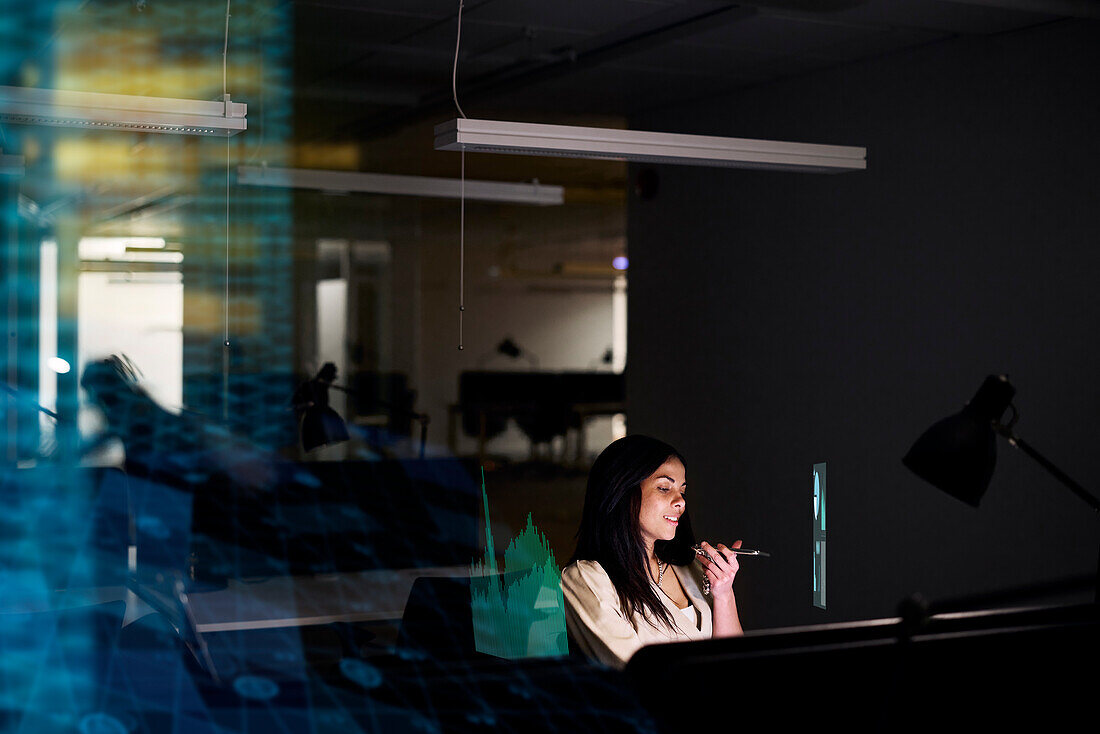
[569,434,698,632]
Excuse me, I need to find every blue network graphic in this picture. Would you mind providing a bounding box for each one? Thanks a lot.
[0,2,656,731]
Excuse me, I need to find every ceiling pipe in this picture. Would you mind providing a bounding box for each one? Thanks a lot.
[340,3,757,140]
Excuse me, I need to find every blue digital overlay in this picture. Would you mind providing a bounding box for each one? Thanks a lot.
[0,2,651,731]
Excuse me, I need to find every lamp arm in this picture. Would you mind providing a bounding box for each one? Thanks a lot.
[327,383,429,424]
[328,382,429,459]
[994,424,1100,514]
[3,381,59,420]
[994,424,1100,604]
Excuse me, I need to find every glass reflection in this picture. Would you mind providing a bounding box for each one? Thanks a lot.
[0,2,634,731]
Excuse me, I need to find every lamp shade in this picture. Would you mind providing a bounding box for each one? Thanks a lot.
[300,404,349,452]
[902,375,1016,507]
[295,363,350,451]
[497,338,522,359]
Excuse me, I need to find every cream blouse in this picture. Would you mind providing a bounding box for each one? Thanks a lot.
[561,559,712,669]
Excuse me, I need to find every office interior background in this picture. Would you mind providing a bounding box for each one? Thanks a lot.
[1,1,1098,731]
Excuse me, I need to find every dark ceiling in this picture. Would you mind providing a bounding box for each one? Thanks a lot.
[293,0,1092,144]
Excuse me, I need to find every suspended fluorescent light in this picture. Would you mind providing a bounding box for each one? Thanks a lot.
[0,86,246,137]
[79,237,182,263]
[434,118,866,173]
[237,165,564,205]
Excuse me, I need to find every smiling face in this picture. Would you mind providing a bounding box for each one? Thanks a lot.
[637,456,687,553]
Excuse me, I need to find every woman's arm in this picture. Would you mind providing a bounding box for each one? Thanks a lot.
[711,590,744,637]
[697,541,744,637]
[561,561,645,668]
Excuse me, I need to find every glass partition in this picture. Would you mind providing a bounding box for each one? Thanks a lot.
[1,2,632,730]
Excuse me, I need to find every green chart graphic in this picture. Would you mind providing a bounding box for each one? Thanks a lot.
[470,468,569,659]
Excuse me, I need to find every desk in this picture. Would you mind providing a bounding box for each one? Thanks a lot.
[627,602,1100,732]
[0,565,470,633]
[448,370,625,463]
[187,566,473,633]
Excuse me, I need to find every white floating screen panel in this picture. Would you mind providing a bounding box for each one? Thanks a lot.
[813,462,827,610]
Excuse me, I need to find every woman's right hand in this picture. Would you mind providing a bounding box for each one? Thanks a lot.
[695,540,740,599]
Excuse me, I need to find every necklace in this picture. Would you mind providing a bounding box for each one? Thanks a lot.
[656,560,666,586]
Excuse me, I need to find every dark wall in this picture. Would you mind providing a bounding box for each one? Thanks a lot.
[627,20,1100,629]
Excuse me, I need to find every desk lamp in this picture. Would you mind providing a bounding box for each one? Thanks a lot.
[293,363,429,457]
[294,363,349,452]
[903,374,1099,600]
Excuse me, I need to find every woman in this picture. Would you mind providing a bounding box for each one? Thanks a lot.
[561,435,744,668]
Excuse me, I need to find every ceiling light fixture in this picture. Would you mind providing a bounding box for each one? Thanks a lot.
[435,118,866,173]
[0,86,246,137]
[237,165,564,205]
